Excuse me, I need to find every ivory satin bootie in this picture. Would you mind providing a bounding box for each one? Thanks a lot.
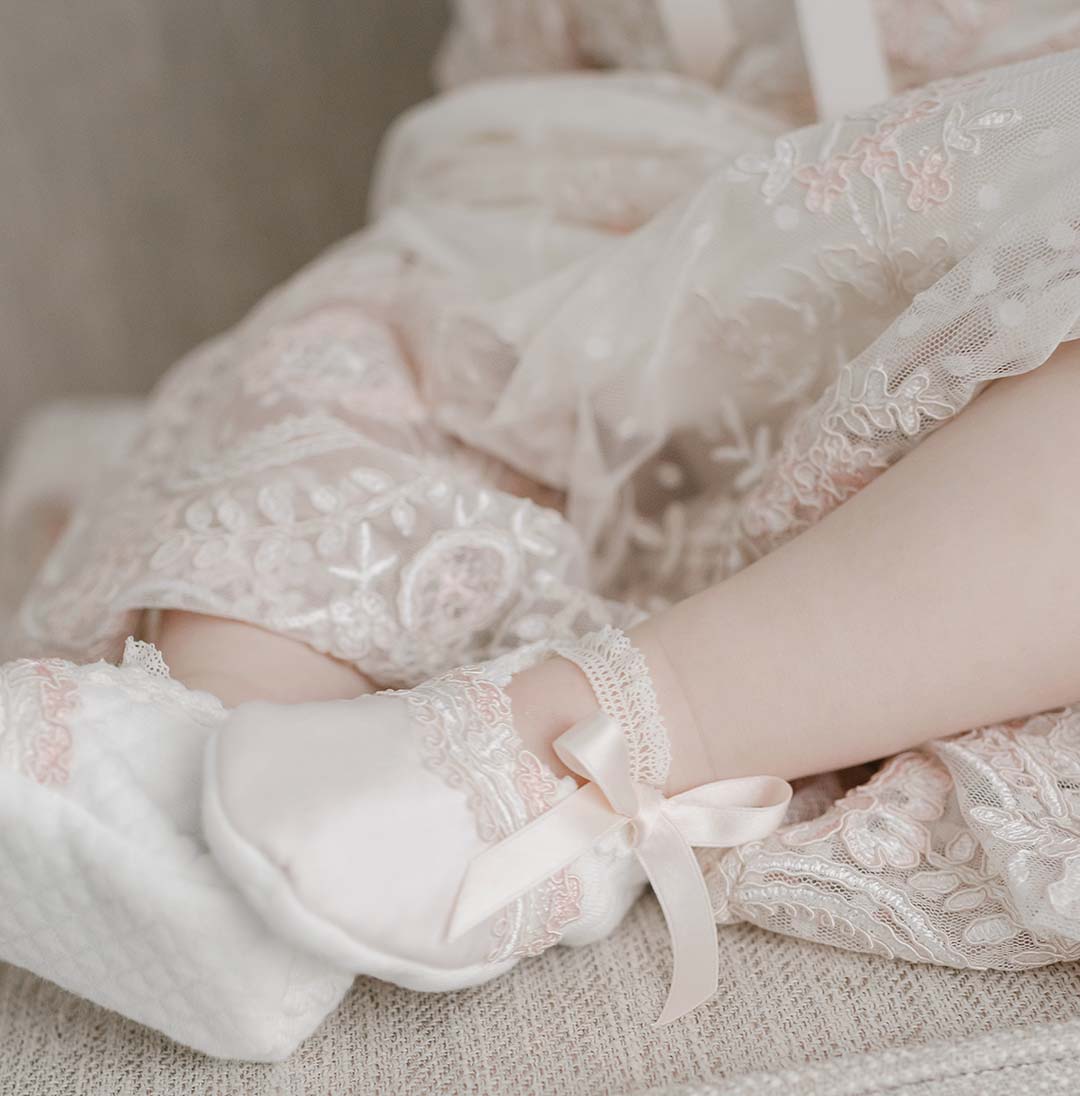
[203,627,791,1022]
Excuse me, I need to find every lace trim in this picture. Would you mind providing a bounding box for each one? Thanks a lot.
[407,666,583,962]
[121,637,172,680]
[0,659,79,786]
[95,637,224,724]
[553,626,671,790]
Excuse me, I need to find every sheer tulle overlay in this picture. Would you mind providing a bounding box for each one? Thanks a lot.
[11,2,1080,972]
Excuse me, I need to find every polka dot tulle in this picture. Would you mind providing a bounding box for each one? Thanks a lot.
[12,2,1080,972]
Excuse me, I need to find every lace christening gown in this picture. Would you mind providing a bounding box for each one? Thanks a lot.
[9,0,1080,972]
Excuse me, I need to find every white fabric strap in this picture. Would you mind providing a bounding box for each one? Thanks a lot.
[794,0,891,119]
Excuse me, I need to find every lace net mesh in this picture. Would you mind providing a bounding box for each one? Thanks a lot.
[9,7,1080,972]
[708,713,1080,969]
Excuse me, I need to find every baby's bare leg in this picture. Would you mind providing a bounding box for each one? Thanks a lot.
[156,340,1080,783]
[157,610,375,705]
[512,340,1080,793]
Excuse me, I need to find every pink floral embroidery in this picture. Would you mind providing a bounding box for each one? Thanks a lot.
[789,91,1011,218]
[782,85,1019,229]
[793,161,850,214]
[900,146,953,211]
[412,668,584,960]
[513,870,585,957]
[735,422,885,556]
[515,750,562,819]
[30,661,77,786]
[792,102,944,214]
[853,133,903,182]
[510,750,585,954]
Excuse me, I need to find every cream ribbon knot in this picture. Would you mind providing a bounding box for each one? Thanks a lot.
[448,712,792,1024]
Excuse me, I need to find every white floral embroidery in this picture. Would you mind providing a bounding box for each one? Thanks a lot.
[398,528,523,642]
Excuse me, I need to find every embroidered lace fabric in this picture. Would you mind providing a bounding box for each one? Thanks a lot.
[407,664,586,961]
[707,716,1080,969]
[407,643,650,961]
[10,3,1080,974]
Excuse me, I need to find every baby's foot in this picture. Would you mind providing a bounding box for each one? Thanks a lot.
[203,628,791,1022]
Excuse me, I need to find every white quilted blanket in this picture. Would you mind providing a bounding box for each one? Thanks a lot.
[0,642,352,1059]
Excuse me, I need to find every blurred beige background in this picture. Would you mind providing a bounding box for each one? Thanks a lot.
[0,1,446,443]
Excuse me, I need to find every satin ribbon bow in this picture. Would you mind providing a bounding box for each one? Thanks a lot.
[448,712,792,1025]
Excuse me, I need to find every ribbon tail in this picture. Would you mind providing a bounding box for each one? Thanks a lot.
[447,781,625,942]
[667,775,793,848]
[638,815,720,1026]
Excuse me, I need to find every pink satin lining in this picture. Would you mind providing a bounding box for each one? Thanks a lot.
[448,712,792,1025]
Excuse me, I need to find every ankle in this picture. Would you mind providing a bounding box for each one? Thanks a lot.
[505,656,596,784]
[506,626,713,797]
[626,623,717,795]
